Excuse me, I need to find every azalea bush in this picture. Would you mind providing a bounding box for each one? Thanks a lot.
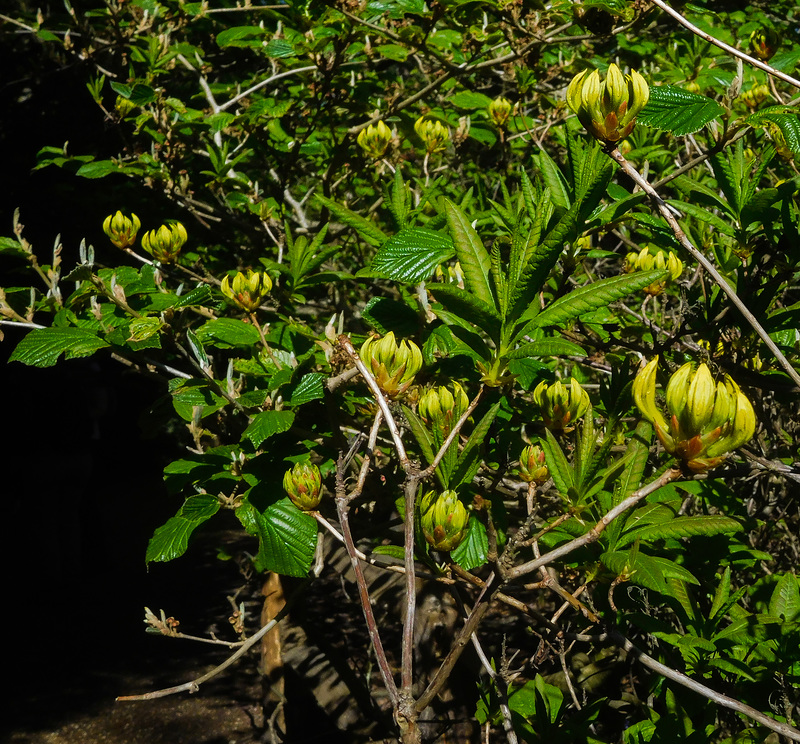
[3,0,800,741]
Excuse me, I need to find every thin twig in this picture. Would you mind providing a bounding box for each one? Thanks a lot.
[608,147,800,390]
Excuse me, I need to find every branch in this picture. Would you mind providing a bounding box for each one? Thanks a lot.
[607,147,800,391]
[506,467,682,581]
[650,0,800,90]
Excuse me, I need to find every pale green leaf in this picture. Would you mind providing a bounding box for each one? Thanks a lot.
[638,85,726,136]
[242,410,295,448]
[371,227,455,283]
[444,199,493,307]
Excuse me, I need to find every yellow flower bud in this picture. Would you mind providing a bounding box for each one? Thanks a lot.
[414,116,450,153]
[567,63,649,144]
[359,331,423,399]
[517,444,549,484]
[487,96,513,128]
[357,120,393,159]
[221,269,272,312]
[283,461,323,511]
[533,378,591,430]
[418,382,469,435]
[750,27,780,62]
[103,210,141,249]
[625,247,683,295]
[420,489,469,552]
[632,358,757,471]
[140,221,187,263]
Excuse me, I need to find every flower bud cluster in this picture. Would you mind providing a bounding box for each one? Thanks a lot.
[221,270,273,312]
[632,358,756,472]
[418,382,469,436]
[359,331,423,399]
[566,63,649,144]
[283,461,323,511]
[357,120,393,159]
[740,84,770,110]
[624,247,683,295]
[533,378,590,430]
[141,221,188,263]
[103,211,141,249]
[516,444,549,484]
[749,27,780,61]
[487,96,513,128]
[414,117,450,153]
[420,489,469,552]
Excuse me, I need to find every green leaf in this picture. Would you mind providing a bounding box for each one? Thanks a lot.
[638,85,726,136]
[768,572,800,621]
[666,199,736,237]
[615,421,652,503]
[237,497,317,577]
[540,429,574,495]
[264,39,295,58]
[534,270,666,329]
[374,43,409,61]
[195,318,261,347]
[617,515,742,548]
[146,495,220,563]
[216,25,267,48]
[444,199,494,308]
[370,227,455,283]
[450,90,493,109]
[362,296,419,336]
[507,337,587,359]
[289,373,326,406]
[429,283,502,342]
[242,411,295,448]
[451,401,501,488]
[76,160,122,179]
[534,148,571,212]
[451,515,488,570]
[746,106,800,160]
[9,327,109,367]
[316,193,388,247]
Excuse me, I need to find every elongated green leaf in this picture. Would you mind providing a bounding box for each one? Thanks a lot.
[242,410,296,448]
[444,199,493,307]
[709,566,732,620]
[9,327,109,367]
[451,515,488,570]
[237,497,317,577]
[508,337,587,359]
[316,193,388,246]
[666,199,736,237]
[429,282,502,342]
[402,405,440,484]
[371,227,455,282]
[769,572,800,621]
[540,428,574,495]
[618,515,742,548]
[451,401,501,488]
[196,318,261,347]
[638,85,726,136]
[747,106,800,160]
[146,495,220,563]
[534,270,666,329]
[534,148,571,212]
[615,421,652,503]
[602,550,698,592]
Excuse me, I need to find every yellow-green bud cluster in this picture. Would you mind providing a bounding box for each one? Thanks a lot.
[533,378,591,430]
[283,461,323,511]
[103,211,141,249]
[567,63,649,144]
[420,489,469,552]
[516,444,549,484]
[414,117,450,153]
[632,358,756,472]
[740,84,770,110]
[357,120,393,159]
[141,221,188,263]
[487,96,513,128]
[749,27,780,62]
[624,247,683,295]
[359,331,423,399]
[434,261,464,286]
[418,382,469,436]
[221,270,273,312]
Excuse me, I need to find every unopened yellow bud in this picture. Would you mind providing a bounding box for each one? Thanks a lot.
[357,120,393,159]
[140,221,187,263]
[419,382,469,435]
[359,331,423,399]
[517,444,549,484]
[632,358,757,471]
[414,117,450,153]
[487,96,513,128]
[103,210,141,249]
[625,247,683,294]
[567,63,649,144]
[221,270,272,312]
[533,377,590,430]
[283,461,323,511]
[420,490,469,552]
[750,27,780,62]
